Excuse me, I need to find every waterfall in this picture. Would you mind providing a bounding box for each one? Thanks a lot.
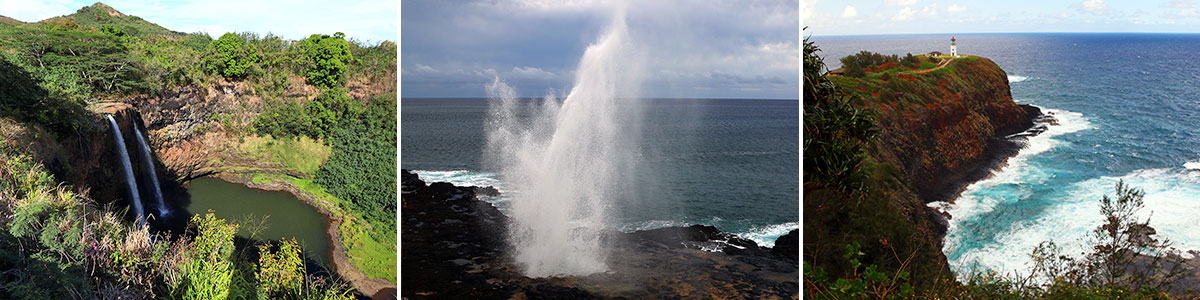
[107,115,145,225]
[485,3,643,277]
[134,127,168,218]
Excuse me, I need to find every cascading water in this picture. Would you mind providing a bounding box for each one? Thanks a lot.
[485,4,644,277]
[134,127,168,218]
[107,115,145,225]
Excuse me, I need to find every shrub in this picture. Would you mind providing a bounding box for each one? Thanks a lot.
[208,32,258,78]
[315,93,396,225]
[302,33,353,89]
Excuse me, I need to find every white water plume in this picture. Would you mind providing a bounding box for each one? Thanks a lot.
[485,5,644,277]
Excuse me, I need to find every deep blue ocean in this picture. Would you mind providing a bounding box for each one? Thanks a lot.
[813,33,1200,277]
[401,98,799,246]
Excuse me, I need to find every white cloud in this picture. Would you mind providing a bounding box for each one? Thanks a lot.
[892,7,917,21]
[508,67,556,80]
[921,3,938,17]
[66,0,399,42]
[946,4,968,13]
[841,5,858,18]
[1162,0,1200,18]
[803,0,819,24]
[885,0,918,6]
[0,0,76,22]
[1072,0,1108,15]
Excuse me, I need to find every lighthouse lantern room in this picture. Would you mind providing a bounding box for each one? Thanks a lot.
[950,37,958,57]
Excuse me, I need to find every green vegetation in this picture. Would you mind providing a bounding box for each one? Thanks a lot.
[1,2,397,294]
[239,135,331,176]
[807,182,1189,299]
[209,33,258,78]
[302,33,353,89]
[0,139,354,299]
[838,50,941,78]
[316,92,396,225]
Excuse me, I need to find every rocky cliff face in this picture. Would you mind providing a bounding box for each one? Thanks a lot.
[814,56,1042,284]
[841,57,1041,204]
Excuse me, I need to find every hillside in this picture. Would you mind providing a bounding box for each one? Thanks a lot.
[0,2,396,298]
[38,2,181,37]
[804,43,1041,295]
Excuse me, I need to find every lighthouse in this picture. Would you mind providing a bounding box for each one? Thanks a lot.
[950,37,957,57]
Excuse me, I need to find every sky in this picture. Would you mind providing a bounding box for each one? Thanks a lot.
[401,0,800,99]
[0,0,397,43]
[805,0,1200,37]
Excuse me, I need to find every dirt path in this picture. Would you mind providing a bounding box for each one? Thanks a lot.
[901,57,954,75]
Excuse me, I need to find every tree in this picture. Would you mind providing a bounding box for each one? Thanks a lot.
[1032,181,1189,293]
[208,32,257,78]
[302,33,353,89]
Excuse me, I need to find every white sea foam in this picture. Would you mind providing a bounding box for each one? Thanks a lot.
[1008,75,1028,83]
[954,168,1200,278]
[412,170,501,188]
[735,222,799,248]
[1185,160,1200,170]
[931,108,1092,224]
[932,107,1094,279]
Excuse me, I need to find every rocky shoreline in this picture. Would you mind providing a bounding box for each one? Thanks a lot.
[210,173,396,299]
[926,104,1046,236]
[400,169,798,299]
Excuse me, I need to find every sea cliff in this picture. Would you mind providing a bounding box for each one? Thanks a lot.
[806,54,1042,287]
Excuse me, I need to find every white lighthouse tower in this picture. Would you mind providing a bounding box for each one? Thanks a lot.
[950,37,958,57]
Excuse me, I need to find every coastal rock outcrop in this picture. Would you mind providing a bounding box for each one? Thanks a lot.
[401,169,799,299]
[810,55,1044,286]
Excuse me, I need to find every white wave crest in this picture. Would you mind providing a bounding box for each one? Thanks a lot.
[931,107,1092,224]
[412,170,501,188]
[1185,160,1200,170]
[952,167,1200,279]
[735,221,799,248]
[1008,75,1028,83]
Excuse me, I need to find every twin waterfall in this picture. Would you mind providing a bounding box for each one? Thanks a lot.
[106,115,169,225]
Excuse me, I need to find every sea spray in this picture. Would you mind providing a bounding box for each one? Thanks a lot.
[134,127,168,218]
[107,115,145,225]
[485,5,644,277]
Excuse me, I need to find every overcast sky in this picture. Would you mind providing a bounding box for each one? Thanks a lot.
[0,0,396,43]
[401,0,800,99]
[805,0,1200,36]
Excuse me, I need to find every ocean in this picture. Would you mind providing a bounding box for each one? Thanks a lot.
[813,33,1200,278]
[402,98,799,247]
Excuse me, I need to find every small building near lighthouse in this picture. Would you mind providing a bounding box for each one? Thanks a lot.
[950,37,958,57]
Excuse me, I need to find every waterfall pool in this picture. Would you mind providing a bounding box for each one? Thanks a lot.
[185,177,331,266]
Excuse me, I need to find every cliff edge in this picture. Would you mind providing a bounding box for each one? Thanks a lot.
[805,54,1042,287]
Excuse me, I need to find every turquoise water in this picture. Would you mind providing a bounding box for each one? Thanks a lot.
[814,33,1200,277]
[402,98,799,247]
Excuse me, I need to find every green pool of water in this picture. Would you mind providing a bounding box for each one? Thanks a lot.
[186,177,330,266]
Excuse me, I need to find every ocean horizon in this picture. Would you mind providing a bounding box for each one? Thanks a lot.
[401,97,799,247]
[814,32,1200,278]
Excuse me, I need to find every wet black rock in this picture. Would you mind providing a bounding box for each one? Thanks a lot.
[401,169,799,299]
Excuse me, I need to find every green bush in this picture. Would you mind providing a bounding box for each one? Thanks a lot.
[208,32,258,78]
[315,92,396,225]
[302,33,353,89]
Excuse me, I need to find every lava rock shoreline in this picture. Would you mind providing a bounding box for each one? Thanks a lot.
[401,169,799,299]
